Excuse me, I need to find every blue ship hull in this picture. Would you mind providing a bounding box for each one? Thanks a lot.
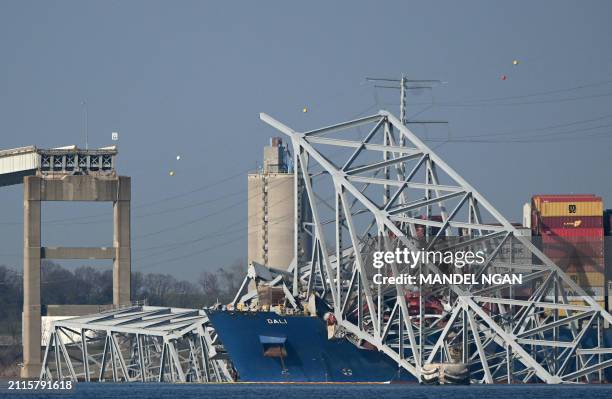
[207,310,412,383]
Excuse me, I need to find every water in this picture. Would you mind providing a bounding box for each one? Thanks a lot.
[5,383,612,399]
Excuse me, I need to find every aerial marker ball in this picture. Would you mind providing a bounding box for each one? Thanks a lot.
[176,155,181,161]
[512,59,519,65]
[169,171,175,176]
[302,107,308,113]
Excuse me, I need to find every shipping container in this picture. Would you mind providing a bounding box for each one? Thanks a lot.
[540,235,605,257]
[559,265,604,274]
[539,215,602,230]
[545,253,604,263]
[541,235,604,247]
[543,245,604,261]
[544,249,603,266]
[543,244,604,259]
[555,299,606,317]
[542,234,604,244]
[532,215,603,236]
[547,259,604,274]
[533,194,598,201]
[539,201,603,217]
[532,194,599,212]
[565,271,605,289]
[542,235,604,256]
[541,227,603,238]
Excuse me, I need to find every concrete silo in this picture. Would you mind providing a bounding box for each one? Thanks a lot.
[248,137,309,270]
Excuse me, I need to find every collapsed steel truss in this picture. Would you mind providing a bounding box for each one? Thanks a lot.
[40,306,233,383]
[260,110,612,384]
[36,110,612,384]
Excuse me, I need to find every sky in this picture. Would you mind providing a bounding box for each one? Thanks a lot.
[0,1,611,280]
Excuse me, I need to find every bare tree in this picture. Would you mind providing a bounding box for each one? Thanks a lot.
[198,271,221,304]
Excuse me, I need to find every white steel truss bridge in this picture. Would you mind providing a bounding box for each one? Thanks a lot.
[259,110,612,384]
[39,306,233,383]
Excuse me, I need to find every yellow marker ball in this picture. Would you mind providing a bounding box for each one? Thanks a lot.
[302,107,308,113]
[169,171,175,176]
[512,60,519,65]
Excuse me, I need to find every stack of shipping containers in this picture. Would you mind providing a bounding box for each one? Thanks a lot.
[531,194,605,308]
[605,209,611,313]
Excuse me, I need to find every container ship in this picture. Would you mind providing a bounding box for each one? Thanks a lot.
[206,309,411,382]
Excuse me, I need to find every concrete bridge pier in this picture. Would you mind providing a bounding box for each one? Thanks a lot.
[21,174,131,379]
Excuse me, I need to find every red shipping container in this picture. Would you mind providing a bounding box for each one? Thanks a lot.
[541,227,603,238]
[539,216,602,230]
[541,233,604,262]
[543,240,604,256]
[533,194,599,202]
[541,242,604,257]
[542,234,604,243]
[542,235,604,252]
[562,265,604,273]
[543,246,604,261]
[544,255,604,273]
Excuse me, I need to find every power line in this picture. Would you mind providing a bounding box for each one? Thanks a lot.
[438,91,612,107]
[132,173,297,240]
[449,113,612,139]
[0,95,378,232]
[0,168,250,225]
[377,77,612,109]
[39,188,249,227]
[135,168,249,209]
[441,77,612,105]
[132,191,341,271]
[424,122,612,144]
[133,211,295,262]
[134,234,246,271]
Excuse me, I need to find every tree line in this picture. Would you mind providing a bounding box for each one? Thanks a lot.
[0,260,245,340]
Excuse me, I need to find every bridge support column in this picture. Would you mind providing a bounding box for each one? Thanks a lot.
[21,175,131,378]
[22,177,41,378]
[113,176,131,305]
